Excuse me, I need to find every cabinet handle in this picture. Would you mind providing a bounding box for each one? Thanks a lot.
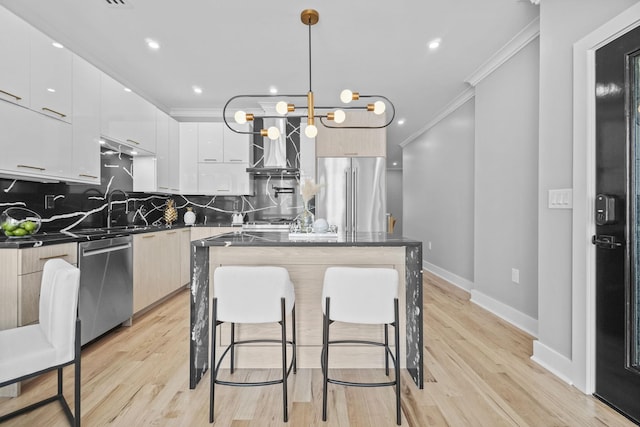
[170,188,180,191]
[0,89,22,101]
[344,152,358,156]
[42,107,67,118]
[159,186,169,189]
[79,174,98,179]
[228,159,243,162]
[203,158,218,162]
[39,254,68,261]
[142,235,156,239]
[217,189,230,192]
[127,139,140,145]
[17,164,45,171]
[167,231,177,235]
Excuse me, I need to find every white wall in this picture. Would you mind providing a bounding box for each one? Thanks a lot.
[403,99,475,284]
[473,38,540,327]
[535,0,638,386]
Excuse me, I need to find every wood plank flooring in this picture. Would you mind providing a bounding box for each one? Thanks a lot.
[0,272,634,426]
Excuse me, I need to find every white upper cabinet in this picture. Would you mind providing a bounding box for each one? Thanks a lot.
[168,118,180,193]
[197,163,252,195]
[0,8,30,108]
[71,56,101,184]
[100,73,157,154]
[179,123,199,194]
[223,124,251,163]
[197,123,250,163]
[197,123,224,163]
[155,109,170,192]
[30,30,72,123]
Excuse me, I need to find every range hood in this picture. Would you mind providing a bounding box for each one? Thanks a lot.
[246,116,301,176]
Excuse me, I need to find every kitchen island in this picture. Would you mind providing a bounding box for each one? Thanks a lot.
[189,231,423,389]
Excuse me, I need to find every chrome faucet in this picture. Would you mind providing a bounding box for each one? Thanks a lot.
[106,189,129,228]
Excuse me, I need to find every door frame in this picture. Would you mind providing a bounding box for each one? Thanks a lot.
[573,3,640,394]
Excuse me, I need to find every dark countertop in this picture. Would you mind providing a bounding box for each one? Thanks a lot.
[193,231,421,247]
[0,223,237,249]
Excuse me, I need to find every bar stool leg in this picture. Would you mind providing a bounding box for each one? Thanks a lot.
[230,323,235,374]
[384,324,390,376]
[280,298,288,422]
[394,299,401,425]
[322,297,330,422]
[292,304,297,374]
[210,298,218,424]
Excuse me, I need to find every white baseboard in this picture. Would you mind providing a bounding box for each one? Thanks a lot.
[470,289,538,337]
[531,341,575,387]
[423,261,473,291]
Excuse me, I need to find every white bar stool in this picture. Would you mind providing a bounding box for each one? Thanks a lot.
[321,266,401,425]
[209,266,297,423]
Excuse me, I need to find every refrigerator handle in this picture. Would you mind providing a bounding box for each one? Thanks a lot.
[345,169,350,233]
[353,168,358,232]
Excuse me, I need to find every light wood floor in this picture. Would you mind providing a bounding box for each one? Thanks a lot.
[0,272,635,426]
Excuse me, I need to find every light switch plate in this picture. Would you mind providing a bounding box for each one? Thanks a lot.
[548,188,573,209]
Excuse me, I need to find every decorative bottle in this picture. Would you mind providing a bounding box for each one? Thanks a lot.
[184,207,196,226]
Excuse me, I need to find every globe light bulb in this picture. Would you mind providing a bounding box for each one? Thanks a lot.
[276,101,289,115]
[333,109,346,124]
[340,89,353,103]
[305,124,318,138]
[267,126,280,140]
[373,101,386,115]
[234,110,247,124]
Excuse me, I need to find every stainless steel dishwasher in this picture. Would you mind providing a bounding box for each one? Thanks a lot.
[78,235,133,345]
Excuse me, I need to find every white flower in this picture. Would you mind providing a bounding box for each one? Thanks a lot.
[301,178,321,203]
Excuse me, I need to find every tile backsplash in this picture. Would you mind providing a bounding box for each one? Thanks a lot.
[0,147,305,233]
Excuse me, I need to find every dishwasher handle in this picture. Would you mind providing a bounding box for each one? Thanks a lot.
[81,243,132,257]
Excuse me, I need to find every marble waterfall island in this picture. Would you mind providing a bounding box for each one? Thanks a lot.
[189,231,424,390]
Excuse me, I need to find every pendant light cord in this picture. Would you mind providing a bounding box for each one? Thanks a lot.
[308,20,312,92]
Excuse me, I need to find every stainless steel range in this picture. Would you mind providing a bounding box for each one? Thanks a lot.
[77,235,133,345]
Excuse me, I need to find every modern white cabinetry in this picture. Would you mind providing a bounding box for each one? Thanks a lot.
[197,163,252,195]
[168,118,180,193]
[179,123,199,194]
[30,30,73,124]
[0,7,30,108]
[183,122,252,195]
[71,56,101,184]
[0,97,72,180]
[100,73,156,154]
[155,109,170,192]
[223,124,251,163]
[197,123,224,163]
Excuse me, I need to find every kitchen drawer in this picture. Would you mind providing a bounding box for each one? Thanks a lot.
[18,242,77,275]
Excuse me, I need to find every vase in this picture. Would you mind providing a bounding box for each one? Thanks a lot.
[299,201,315,233]
[184,207,196,226]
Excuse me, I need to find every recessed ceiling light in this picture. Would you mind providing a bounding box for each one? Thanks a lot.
[130,150,138,155]
[428,38,441,50]
[269,86,278,94]
[193,86,203,95]
[47,88,56,93]
[52,42,64,49]
[145,38,160,50]
[123,87,132,92]
[397,118,405,125]
[392,162,398,166]
[99,140,106,145]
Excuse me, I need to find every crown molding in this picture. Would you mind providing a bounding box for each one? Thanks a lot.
[169,108,224,119]
[464,16,540,87]
[399,87,475,148]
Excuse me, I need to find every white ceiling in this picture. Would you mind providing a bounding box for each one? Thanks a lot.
[0,0,539,169]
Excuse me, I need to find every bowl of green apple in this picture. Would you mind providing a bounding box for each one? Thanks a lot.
[1,207,41,238]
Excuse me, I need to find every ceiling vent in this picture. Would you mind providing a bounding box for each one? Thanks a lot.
[104,0,134,8]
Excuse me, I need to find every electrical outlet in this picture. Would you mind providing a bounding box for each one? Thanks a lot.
[511,268,520,284]
[44,195,55,210]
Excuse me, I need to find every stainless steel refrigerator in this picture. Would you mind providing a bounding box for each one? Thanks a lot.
[316,157,386,233]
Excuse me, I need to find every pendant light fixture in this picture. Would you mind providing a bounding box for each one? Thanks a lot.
[223,9,395,141]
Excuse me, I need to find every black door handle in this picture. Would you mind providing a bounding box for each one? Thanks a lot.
[592,235,623,249]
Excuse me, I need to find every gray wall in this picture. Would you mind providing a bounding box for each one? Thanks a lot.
[474,38,540,320]
[537,0,637,359]
[403,99,475,283]
[386,169,403,235]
